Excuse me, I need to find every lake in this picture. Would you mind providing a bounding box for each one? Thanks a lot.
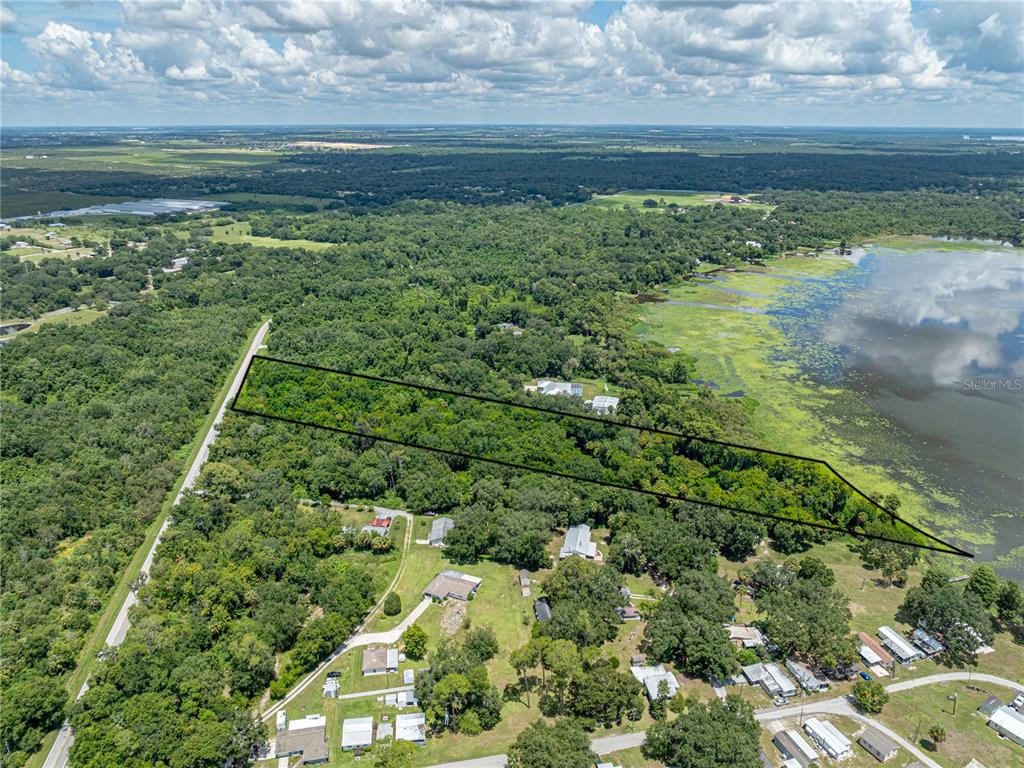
[781,241,1024,571]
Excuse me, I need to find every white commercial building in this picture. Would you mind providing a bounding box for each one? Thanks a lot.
[803,718,852,760]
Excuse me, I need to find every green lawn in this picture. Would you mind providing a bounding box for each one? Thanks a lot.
[209,222,339,251]
[585,190,773,212]
[877,681,1024,768]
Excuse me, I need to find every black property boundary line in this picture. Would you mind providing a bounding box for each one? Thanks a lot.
[229,354,972,558]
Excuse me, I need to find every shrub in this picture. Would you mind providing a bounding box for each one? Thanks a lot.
[383,592,402,616]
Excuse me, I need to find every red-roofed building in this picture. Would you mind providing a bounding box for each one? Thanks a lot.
[858,632,894,667]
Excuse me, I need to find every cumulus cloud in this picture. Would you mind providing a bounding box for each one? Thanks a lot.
[1,0,1022,123]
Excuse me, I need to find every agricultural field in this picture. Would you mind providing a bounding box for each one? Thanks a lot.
[1,144,281,173]
[585,189,773,212]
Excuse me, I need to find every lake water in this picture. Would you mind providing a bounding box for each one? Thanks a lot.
[779,242,1024,571]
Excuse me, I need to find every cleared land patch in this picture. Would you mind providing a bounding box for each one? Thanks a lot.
[208,222,339,251]
[585,189,773,212]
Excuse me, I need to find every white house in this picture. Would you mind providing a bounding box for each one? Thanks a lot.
[525,380,583,397]
[429,517,454,546]
[587,395,620,414]
[803,718,852,760]
[341,717,374,751]
[560,524,597,559]
[630,664,680,702]
[988,705,1024,747]
[877,626,921,663]
[395,712,427,744]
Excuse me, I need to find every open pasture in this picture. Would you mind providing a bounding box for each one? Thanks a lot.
[585,189,773,211]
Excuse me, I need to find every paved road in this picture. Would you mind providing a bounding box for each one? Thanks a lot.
[261,506,419,724]
[422,671,1023,768]
[41,320,272,768]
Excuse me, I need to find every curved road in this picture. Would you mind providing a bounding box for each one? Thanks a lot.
[41,320,272,768]
[423,672,1023,768]
[261,507,419,724]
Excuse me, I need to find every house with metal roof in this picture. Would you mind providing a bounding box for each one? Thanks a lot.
[785,658,828,692]
[858,727,898,763]
[772,729,818,768]
[588,395,620,414]
[629,664,679,702]
[742,662,796,697]
[559,524,597,559]
[341,717,374,751]
[395,712,427,744]
[877,626,921,663]
[859,631,895,668]
[988,705,1024,746]
[429,517,454,546]
[526,379,583,397]
[803,718,852,760]
[911,628,943,657]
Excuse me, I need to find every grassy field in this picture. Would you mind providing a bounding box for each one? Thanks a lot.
[585,189,773,212]
[635,252,975,549]
[209,222,339,251]
[878,681,1024,768]
[1,307,107,341]
[1,145,281,174]
[25,318,271,768]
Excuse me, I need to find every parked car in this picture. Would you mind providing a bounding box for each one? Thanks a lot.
[326,671,341,679]
[859,671,872,681]
[773,697,788,707]
[1012,692,1024,710]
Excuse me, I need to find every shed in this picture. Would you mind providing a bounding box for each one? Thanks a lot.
[617,605,641,621]
[534,597,552,622]
[978,695,1003,717]
[517,569,531,587]
[858,727,898,763]
[403,669,415,685]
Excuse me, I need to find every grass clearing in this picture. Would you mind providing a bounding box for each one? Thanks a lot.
[1,307,108,341]
[209,222,339,251]
[585,189,773,212]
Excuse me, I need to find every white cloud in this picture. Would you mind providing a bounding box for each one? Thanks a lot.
[1,0,1021,123]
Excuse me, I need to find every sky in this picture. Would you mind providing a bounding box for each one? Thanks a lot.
[1,0,1022,128]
